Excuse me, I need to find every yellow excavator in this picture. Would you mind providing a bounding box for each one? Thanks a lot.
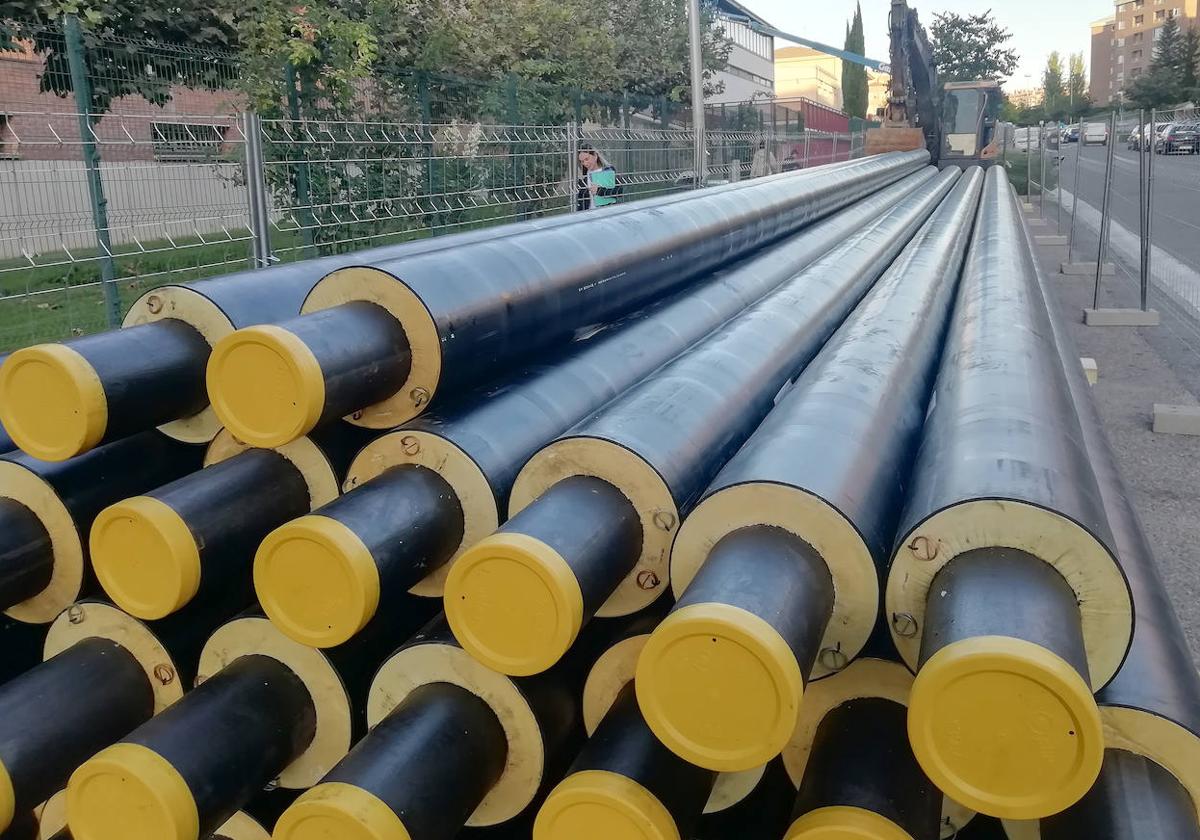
[865,0,1002,166]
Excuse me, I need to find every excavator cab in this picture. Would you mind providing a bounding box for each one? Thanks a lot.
[940,80,1002,166]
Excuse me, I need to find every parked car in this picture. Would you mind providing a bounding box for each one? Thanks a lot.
[1128,127,1142,149]
[1082,122,1109,146]
[1128,122,1170,151]
[1064,126,1080,143]
[1157,123,1199,154]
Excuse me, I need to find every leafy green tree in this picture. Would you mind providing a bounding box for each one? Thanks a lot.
[930,9,1018,84]
[841,3,868,118]
[1067,52,1089,117]
[1181,24,1200,96]
[1042,51,1065,120]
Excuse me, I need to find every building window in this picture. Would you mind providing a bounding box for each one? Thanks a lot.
[1155,9,1165,19]
[1168,8,1180,16]
[1132,67,1143,77]
[1132,49,1143,60]
[0,115,17,159]
[1118,54,1125,64]
[1118,20,1126,29]
[1132,31,1143,42]
[1134,14,1144,24]
[1134,0,1144,7]
[151,123,227,161]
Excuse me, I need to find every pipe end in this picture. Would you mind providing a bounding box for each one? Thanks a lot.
[445,532,584,676]
[67,743,199,840]
[0,345,107,461]
[91,496,201,620]
[785,806,915,840]
[206,325,325,449]
[908,635,1103,819]
[0,757,12,833]
[274,783,410,840]
[635,602,803,773]
[254,515,381,649]
[534,770,679,840]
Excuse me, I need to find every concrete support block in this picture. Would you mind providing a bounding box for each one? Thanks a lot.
[1153,404,1200,436]
[1036,235,1068,246]
[1022,202,1035,212]
[1080,357,1098,385]
[1061,262,1116,276]
[1083,308,1161,327]
[1027,217,1052,227]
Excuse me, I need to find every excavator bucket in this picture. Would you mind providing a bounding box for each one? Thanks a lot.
[865,126,927,157]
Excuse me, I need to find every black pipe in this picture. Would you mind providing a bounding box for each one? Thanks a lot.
[0,810,38,840]
[448,476,642,676]
[0,618,44,688]
[209,152,929,446]
[1030,180,1200,827]
[919,547,1091,678]
[788,697,942,840]
[0,433,204,624]
[254,463,462,648]
[0,321,212,461]
[91,448,310,621]
[276,682,508,840]
[887,167,1125,820]
[695,757,796,840]
[0,500,52,611]
[537,682,715,840]
[0,638,153,832]
[1041,749,1200,840]
[448,168,960,685]
[67,654,316,840]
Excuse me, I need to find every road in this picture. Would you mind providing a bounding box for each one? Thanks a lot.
[1056,141,1200,271]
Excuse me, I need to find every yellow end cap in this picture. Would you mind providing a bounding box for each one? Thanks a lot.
[91,496,201,620]
[534,770,680,840]
[254,515,381,649]
[785,806,916,840]
[635,602,803,773]
[907,635,1104,820]
[0,345,107,461]
[444,532,584,677]
[206,325,325,449]
[0,757,14,833]
[67,743,199,840]
[273,783,410,840]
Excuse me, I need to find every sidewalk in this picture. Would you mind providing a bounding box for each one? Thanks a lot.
[1028,200,1200,661]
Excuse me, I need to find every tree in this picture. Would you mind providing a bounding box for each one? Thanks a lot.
[1182,24,1200,96]
[1042,51,1065,120]
[1126,16,1189,108]
[1067,52,1089,117]
[841,3,869,119]
[1,0,237,112]
[930,9,1019,84]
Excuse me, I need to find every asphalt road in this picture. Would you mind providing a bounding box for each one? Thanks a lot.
[1056,141,1200,271]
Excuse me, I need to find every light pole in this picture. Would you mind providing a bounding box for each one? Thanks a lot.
[688,0,707,188]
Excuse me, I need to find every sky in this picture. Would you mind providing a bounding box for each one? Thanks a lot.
[741,0,1117,88]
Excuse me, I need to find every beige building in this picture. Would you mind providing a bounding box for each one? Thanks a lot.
[774,46,843,109]
[1007,88,1044,109]
[1091,0,1198,105]
[867,69,891,117]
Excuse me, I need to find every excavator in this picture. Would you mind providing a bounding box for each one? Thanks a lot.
[728,0,1003,168]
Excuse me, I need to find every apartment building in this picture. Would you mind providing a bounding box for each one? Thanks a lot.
[709,0,776,104]
[1090,0,1198,105]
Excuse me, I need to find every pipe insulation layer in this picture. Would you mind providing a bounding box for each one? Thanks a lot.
[0,158,838,459]
[0,433,204,624]
[887,166,1132,820]
[252,167,938,648]
[655,166,985,775]
[445,166,959,694]
[1024,186,1200,836]
[89,424,370,622]
[206,151,929,447]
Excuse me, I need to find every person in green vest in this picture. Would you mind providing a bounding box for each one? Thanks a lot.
[576,143,621,210]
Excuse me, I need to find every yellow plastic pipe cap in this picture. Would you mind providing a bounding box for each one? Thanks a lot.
[0,345,108,461]
[91,496,202,620]
[67,743,199,840]
[907,635,1104,820]
[254,515,381,649]
[444,532,584,677]
[273,783,411,840]
[206,325,325,449]
[784,806,916,840]
[0,757,14,833]
[533,770,680,840]
[634,602,803,773]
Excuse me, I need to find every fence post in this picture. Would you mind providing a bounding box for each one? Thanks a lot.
[1067,117,1083,263]
[1143,107,1156,312]
[567,122,579,213]
[62,14,121,328]
[1093,111,1118,309]
[284,64,317,258]
[1039,121,1047,217]
[686,0,706,188]
[1024,127,1032,201]
[241,112,273,269]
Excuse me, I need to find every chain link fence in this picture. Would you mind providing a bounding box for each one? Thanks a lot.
[0,19,865,351]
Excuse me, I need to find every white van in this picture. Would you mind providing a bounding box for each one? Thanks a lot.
[1083,122,1109,146]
